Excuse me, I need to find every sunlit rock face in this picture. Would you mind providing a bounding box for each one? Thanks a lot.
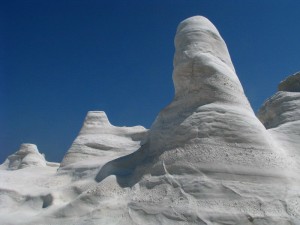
[1,144,47,169]
[92,16,300,224]
[1,16,300,225]
[146,16,288,170]
[96,16,295,181]
[258,72,300,172]
[60,111,147,176]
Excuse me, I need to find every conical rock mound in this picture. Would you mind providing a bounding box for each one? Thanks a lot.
[97,16,292,181]
[1,144,47,170]
[60,111,147,174]
[146,16,287,175]
[91,16,299,224]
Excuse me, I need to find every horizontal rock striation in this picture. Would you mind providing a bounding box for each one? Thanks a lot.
[258,72,300,173]
[91,16,300,224]
[1,16,300,225]
[59,111,148,175]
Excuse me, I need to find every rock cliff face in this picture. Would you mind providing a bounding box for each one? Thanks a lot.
[1,16,300,225]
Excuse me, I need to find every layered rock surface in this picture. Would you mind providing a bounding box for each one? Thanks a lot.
[60,111,147,176]
[91,16,300,224]
[1,16,300,225]
[0,144,64,224]
[258,72,300,171]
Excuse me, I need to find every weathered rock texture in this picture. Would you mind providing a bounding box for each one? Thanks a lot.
[258,72,300,174]
[60,111,147,176]
[278,72,300,92]
[90,16,300,225]
[1,144,48,170]
[0,16,300,225]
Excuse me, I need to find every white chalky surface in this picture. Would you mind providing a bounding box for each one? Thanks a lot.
[1,16,299,225]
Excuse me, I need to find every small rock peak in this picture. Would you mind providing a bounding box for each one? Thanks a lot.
[176,16,220,37]
[172,16,243,100]
[2,143,47,170]
[84,111,111,127]
[174,16,234,71]
[18,143,39,154]
[278,72,300,92]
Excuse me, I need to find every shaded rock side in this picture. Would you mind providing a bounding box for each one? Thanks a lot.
[60,111,148,172]
[258,72,300,169]
[278,71,300,92]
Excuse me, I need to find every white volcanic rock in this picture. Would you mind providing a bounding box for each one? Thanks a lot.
[0,112,147,225]
[97,16,295,179]
[0,144,64,224]
[91,16,300,224]
[60,111,147,176]
[1,143,49,170]
[1,16,300,225]
[258,72,300,170]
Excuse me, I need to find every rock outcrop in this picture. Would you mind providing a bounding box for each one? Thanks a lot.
[60,111,147,175]
[92,16,299,224]
[278,72,300,92]
[1,16,300,225]
[258,72,300,170]
[97,16,295,182]
[1,144,48,170]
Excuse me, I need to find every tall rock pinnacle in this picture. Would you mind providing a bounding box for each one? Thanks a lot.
[93,16,298,224]
[96,16,294,181]
[2,16,299,225]
[145,16,289,174]
[173,16,239,99]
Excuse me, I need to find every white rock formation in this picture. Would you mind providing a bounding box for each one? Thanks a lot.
[278,72,300,92]
[258,71,300,171]
[1,16,300,225]
[59,111,147,177]
[0,144,63,224]
[92,16,300,224]
[0,143,58,170]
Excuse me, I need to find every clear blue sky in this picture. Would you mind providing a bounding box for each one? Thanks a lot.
[1,0,300,163]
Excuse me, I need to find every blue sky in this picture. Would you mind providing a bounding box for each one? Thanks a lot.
[1,0,300,163]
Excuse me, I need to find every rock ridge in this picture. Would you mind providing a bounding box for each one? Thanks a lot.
[278,71,300,92]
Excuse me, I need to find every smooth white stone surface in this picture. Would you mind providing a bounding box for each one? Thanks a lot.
[59,111,148,177]
[258,75,300,173]
[0,16,300,225]
[1,143,52,170]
